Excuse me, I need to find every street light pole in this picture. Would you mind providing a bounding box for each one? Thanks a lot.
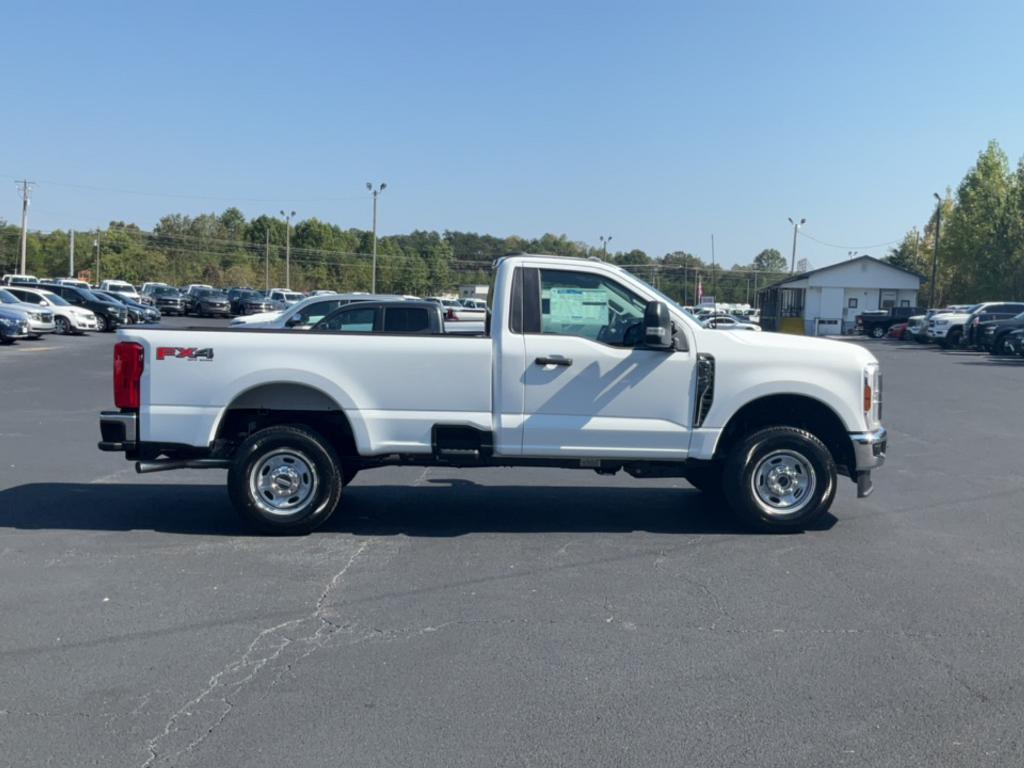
[94,231,101,285]
[930,193,942,308]
[599,235,612,259]
[788,217,806,273]
[279,210,295,289]
[367,183,387,293]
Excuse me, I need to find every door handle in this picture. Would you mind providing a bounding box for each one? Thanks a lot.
[535,356,573,367]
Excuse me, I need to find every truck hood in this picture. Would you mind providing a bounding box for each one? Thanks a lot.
[930,313,969,324]
[716,329,878,366]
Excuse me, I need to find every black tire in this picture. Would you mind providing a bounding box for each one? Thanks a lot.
[0,338,14,345]
[722,426,837,533]
[55,317,71,335]
[942,329,961,349]
[871,326,885,339]
[992,335,1012,356]
[96,314,108,332]
[228,425,343,534]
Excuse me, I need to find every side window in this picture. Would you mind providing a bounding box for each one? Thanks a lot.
[20,292,43,304]
[538,269,646,346]
[384,307,430,333]
[848,298,858,308]
[296,300,341,326]
[321,307,376,332]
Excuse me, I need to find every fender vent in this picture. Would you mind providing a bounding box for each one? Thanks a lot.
[694,353,715,427]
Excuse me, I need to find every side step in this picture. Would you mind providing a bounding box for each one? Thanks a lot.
[431,425,494,465]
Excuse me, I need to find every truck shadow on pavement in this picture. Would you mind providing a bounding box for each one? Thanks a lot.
[0,481,837,536]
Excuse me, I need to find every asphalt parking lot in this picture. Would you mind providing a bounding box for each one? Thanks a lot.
[2,321,1023,767]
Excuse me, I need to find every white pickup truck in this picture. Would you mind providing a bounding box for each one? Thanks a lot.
[98,254,887,533]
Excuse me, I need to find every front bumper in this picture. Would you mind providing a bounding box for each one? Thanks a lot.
[849,427,887,497]
[26,318,56,334]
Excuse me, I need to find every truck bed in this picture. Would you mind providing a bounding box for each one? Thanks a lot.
[119,326,494,455]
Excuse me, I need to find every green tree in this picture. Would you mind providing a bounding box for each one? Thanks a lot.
[752,248,786,272]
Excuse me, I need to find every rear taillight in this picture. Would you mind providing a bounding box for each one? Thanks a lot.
[114,342,144,409]
[446,308,457,321]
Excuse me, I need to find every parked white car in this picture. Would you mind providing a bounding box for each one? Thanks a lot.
[1,274,40,286]
[267,288,306,306]
[701,314,762,331]
[3,286,98,334]
[100,280,142,303]
[231,293,410,329]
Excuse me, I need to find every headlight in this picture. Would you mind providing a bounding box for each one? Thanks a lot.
[0,317,15,328]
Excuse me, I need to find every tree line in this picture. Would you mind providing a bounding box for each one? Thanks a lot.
[0,211,788,306]
[886,140,1024,305]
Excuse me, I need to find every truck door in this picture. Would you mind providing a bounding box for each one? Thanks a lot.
[518,267,694,459]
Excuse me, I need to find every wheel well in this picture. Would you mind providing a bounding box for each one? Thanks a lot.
[215,383,358,461]
[715,394,854,473]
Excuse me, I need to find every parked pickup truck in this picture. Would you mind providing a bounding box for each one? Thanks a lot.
[856,306,922,338]
[98,254,887,534]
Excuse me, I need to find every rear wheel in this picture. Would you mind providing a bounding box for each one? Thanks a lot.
[228,425,344,534]
[723,426,836,533]
[871,326,886,339]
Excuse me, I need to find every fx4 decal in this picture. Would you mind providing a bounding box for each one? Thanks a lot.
[156,347,214,361]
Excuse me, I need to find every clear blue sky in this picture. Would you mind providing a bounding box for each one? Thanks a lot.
[2,0,1022,268]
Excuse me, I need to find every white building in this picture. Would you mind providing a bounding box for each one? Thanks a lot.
[759,256,923,336]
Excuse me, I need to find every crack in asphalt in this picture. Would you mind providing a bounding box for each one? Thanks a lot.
[140,539,370,768]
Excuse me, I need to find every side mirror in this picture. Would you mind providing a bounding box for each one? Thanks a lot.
[643,301,673,350]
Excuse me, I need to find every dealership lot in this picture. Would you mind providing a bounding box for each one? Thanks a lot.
[1,324,1023,767]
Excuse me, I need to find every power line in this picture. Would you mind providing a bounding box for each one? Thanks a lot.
[797,230,900,250]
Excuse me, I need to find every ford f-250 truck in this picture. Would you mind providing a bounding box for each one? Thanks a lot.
[98,254,887,534]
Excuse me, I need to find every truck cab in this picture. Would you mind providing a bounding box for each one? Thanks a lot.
[98,254,887,534]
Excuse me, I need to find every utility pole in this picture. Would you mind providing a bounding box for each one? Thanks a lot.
[69,230,75,277]
[930,193,942,308]
[265,227,271,292]
[367,183,387,293]
[710,234,716,299]
[16,180,33,274]
[94,231,101,285]
[788,216,806,273]
[279,210,295,289]
[599,235,612,259]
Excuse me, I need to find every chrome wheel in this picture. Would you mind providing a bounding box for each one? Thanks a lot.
[55,317,71,335]
[750,449,817,518]
[249,448,319,517]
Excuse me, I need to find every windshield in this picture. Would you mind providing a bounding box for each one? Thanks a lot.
[626,273,700,321]
[108,284,134,293]
[283,292,302,301]
[153,286,178,295]
[81,289,115,304]
[41,292,70,306]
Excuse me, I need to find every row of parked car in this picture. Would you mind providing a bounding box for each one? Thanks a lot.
[0,273,493,343]
[871,301,1024,357]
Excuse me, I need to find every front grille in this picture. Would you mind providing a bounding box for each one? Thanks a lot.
[694,353,715,427]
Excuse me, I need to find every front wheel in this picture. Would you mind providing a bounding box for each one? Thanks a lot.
[228,425,343,534]
[992,336,1013,356]
[55,317,71,335]
[723,426,837,533]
